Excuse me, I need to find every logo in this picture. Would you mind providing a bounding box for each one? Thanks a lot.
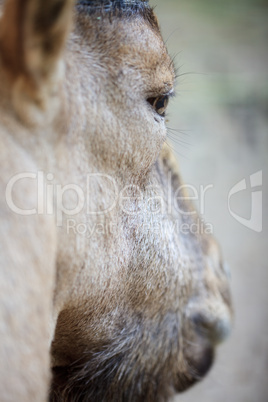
[228,171,262,233]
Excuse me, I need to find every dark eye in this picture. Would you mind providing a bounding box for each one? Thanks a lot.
[147,94,169,117]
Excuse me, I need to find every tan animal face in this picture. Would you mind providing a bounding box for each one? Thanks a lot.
[0,1,232,401]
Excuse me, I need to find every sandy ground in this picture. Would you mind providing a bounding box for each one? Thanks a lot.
[151,1,268,401]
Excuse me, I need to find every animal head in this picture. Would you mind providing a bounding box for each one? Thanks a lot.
[0,0,232,401]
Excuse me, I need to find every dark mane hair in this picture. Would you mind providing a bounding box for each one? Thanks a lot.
[76,0,159,30]
[77,0,148,8]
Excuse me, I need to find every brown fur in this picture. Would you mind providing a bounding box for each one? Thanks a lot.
[0,1,232,401]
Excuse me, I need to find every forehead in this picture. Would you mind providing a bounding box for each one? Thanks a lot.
[75,3,175,89]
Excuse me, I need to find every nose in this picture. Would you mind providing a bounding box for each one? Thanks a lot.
[191,302,232,345]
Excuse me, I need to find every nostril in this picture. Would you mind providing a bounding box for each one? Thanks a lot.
[192,312,231,345]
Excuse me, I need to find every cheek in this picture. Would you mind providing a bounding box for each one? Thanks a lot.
[86,102,167,173]
[127,124,166,170]
[121,106,167,168]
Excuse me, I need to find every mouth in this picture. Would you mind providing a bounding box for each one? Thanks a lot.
[175,346,215,393]
[50,347,215,401]
[50,330,216,401]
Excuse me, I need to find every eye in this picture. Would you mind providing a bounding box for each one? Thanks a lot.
[147,94,170,117]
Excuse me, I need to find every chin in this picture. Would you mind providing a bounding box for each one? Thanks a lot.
[50,345,215,402]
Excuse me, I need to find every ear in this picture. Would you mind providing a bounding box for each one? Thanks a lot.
[0,0,74,125]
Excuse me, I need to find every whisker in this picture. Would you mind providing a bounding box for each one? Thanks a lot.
[167,131,192,145]
[164,28,182,47]
[176,71,207,79]
[164,140,189,160]
[167,135,191,151]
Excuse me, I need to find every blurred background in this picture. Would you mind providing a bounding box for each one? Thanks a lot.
[151,1,268,401]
